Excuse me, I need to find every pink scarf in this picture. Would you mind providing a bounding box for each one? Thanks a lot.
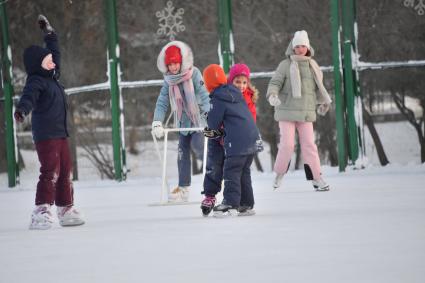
[164,67,201,127]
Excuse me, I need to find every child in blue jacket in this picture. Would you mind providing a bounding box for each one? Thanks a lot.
[202,64,262,217]
[201,63,259,216]
[152,41,210,202]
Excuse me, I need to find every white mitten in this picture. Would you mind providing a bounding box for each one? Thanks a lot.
[317,103,330,116]
[151,121,164,139]
[268,95,281,106]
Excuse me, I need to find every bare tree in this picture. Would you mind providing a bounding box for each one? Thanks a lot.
[391,91,425,163]
[362,106,390,166]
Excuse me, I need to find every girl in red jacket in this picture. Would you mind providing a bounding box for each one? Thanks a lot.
[227,63,258,122]
[201,63,259,217]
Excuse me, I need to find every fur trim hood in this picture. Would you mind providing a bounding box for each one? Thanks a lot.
[157,41,194,74]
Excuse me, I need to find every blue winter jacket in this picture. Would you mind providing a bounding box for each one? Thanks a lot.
[153,67,210,135]
[207,84,260,157]
[17,33,69,142]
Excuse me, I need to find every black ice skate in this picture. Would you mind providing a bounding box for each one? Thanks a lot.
[238,205,256,216]
[201,195,216,217]
[212,203,238,218]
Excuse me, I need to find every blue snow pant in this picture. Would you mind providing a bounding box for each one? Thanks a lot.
[178,132,204,187]
[203,139,225,197]
[222,154,255,208]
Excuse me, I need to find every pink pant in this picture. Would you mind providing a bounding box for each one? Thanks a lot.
[273,121,322,180]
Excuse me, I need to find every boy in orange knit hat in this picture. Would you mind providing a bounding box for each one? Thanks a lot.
[202,64,262,217]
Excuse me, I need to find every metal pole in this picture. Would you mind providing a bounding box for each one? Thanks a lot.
[0,3,18,187]
[351,0,366,163]
[341,0,359,163]
[105,0,126,181]
[330,0,347,171]
[217,0,234,72]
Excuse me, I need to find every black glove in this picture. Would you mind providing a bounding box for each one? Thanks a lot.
[256,138,264,152]
[38,15,54,34]
[203,127,225,139]
[14,109,26,123]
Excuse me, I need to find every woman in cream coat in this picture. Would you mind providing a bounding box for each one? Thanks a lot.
[267,30,332,191]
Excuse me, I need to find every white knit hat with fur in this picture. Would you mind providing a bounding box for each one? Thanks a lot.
[292,30,310,49]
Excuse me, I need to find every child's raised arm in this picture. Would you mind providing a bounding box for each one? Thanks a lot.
[39,15,61,77]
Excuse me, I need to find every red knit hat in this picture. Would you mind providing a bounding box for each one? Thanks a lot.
[227,63,250,84]
[164,45,182,65]
[203,64,227,93]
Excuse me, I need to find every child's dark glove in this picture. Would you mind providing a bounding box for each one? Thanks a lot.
[203,127,225,139]
[38,15,54,34]
[256,138,264,152]
[14,109,26,123]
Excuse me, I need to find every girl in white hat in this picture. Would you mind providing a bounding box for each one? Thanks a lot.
[266,30,332,191]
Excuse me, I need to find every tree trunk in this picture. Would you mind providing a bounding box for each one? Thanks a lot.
[295,139,301,170]
[392,92,425,163]
[363,107,390,166]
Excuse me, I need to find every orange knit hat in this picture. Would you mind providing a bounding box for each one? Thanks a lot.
[203,64,227,93]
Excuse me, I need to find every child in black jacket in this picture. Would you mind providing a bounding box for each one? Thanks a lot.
[202,64,262,217]
[14,15,84,230]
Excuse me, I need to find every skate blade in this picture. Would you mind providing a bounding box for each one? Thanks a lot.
[213,209,238,218]
[238,210,256,216]
[314,186,330,191]
[201,206,213,217]
[29,222,53,230]
[59,219,85,227]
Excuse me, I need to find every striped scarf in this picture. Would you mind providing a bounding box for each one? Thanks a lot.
[164,67,201,127]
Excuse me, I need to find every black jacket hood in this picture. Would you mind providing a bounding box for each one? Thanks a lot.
[23,45,52,77]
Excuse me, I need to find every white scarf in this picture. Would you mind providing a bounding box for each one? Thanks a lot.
[289,55,332,104]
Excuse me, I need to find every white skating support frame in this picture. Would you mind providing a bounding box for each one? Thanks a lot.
[151,127,208,204]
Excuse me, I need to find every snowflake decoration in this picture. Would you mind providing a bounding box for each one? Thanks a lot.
[404,0,425,15]
[156,1,185,41]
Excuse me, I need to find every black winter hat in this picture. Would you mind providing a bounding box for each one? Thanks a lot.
[23,45,51,75]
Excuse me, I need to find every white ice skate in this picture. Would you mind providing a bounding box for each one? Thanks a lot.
[57,206,85,227]
[273,173,284,190]
[312,178,330,191]
[168,186,189,202]
[29,204,54,230]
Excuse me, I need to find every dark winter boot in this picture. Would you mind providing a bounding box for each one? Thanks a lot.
[201,195,216,217]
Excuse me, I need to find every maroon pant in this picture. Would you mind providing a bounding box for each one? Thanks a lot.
[35,138,74,206]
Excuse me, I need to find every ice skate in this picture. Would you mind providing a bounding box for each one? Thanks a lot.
[57,206,85,227]
[168,186,190,202]
[238,205,256,216]
[201,195,216,217]
[29,204,54,230]
[273,173,284,190]
[212,203,238,218]
[312,178,330,191]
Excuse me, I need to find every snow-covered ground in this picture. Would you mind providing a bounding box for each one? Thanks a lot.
[0,121,424,283]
